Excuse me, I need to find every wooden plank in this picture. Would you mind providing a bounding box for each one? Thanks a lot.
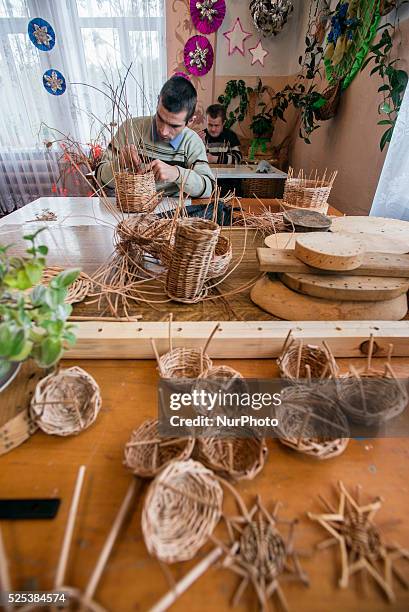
[65,320,409,359]
[294,233,365,271]
[264,231,409,254]
[257,248,409,277]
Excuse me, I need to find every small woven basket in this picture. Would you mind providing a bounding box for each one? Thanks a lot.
[41,267,93,304]
[142,459,223,563]
[158,347,212,379]
[277,338,338,380]
[197,435,268,481]
[114,171,159,213]
[276,385,350,460]
[116,214,173,260]
[30,366,101,436]
[313,82,342,121]
[166,218,220,303]
[283,168,337,215]
[206,235,233,280]
[124,419,194,478]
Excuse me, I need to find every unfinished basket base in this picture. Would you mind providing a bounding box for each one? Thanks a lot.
[250,276,408,321]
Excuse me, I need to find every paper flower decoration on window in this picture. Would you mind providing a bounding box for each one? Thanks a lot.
[249,0,294,37]
[190,0,226,34]
[28,17,55,51]
[43,69,66,96]
[184,35,214,76]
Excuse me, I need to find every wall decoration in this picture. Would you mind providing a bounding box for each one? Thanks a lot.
[184,35,214,76]
[28,17,55,51]
[190,0,226,34]
[249,0,294,37]
[43,69,66,95]
[223,18,252,56]
[324,0,381,90]
[249,39,268,66]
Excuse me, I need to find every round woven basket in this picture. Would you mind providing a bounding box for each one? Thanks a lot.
[123,419,194,478]
[275,385,350,460]
[41,267,93,304]
[142,459,223,563]
[114,171,159,213]
[277,341,338,380]
[336,372,408,427]
[30,367,101,436]
[197,435,268,481]
[165,218,220,303]
[283,179,333,214]
[158,347,212,379]
[206,235,233,280]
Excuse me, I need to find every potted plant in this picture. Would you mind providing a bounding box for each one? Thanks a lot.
[0,229,80,391]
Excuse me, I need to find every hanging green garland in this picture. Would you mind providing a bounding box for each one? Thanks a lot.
[324,0,381,90]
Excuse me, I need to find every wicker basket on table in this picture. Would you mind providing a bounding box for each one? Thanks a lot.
[206,235,233,280]
[242,177,277,199]
[277,334,339,381]
[114,170,159,213]
[165,218,220,303]
[283,168,337,215]
[197,435,268,481]
[158,347,212,379]
[275,385,350,460]
[116,214,173,260]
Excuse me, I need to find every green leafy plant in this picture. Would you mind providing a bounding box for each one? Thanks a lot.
[361,23,409,150]
[0,229,80,378]
[250,112,275,137]
[218,79,251,129]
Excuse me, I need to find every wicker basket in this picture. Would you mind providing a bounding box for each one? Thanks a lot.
[114,171,159,213]
[242,178,276,199]
[166,218,220,303]
[116,214,173,260]
[276,385,350,460]
[158,347,212,379]
[41,267,93,305]
[283,168,337,214]
[206,235,233,280]
[142,459,223,563]
[277,338,338,380]
[314,82,342,121]
[124,419,194,478]
[197,435,268,481]
[30,366,101,436]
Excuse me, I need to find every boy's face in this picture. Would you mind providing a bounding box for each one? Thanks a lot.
[207,114,224,138]
[155,98,187,142]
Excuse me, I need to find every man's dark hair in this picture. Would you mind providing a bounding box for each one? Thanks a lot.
[206,104,226,123]
[159,76,197,122]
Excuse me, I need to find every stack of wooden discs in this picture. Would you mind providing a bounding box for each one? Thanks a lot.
[252,228,409,320]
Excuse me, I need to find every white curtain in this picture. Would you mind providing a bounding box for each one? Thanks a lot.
[0,0,166,214]
[370,82,409,219]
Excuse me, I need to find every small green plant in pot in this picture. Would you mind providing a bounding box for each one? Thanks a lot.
[0,228,80,389]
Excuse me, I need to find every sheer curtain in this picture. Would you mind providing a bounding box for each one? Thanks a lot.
[0,0,166,214]
[370,82,409,219]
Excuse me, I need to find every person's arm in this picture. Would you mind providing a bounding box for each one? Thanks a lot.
[219,131,242,165]
[175,132,215,198]
[94,119,142,190]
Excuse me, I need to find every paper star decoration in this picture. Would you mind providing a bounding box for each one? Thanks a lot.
[249,39,268,66]
[308,481,409,602]
[223,18,252,56]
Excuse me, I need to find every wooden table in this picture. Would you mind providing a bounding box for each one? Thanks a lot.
[210,165,287,180]
[1,357,409,612]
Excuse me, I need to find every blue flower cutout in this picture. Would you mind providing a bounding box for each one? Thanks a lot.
[28,17,55,51]
[43,69,66,95]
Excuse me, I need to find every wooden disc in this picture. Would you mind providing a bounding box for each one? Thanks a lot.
[265,231,409,254]
[280,272,409,301]
[331,216,409,243]
[250,276,408,321]
[295,233,365,271]
[282,209,332,231]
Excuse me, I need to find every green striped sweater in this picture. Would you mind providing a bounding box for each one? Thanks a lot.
[95,116,215,198]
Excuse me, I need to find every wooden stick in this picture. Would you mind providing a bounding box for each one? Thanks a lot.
[0,527,12,612]
[148,546,223,612]
[54,465,86,590]
[68,315,142,322]
[168,313,173,353]
[83,480,137,603]
[296,341,303,379]
[202,322,221,355]
[150,339,164,376]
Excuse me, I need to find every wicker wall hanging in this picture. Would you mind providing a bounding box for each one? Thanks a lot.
[277,331,339,380]
[308,481,409,601]
[249,0,294,37]
[30,366,101,436]
[114,171,159,213]
[336,336,408,427]
[142,459,223,563]
[123,419,195,479]
[197,435,268,481]
[276,385,350,460]
[283,168,338,215]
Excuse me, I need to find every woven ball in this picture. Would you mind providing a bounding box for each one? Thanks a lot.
[276,385,349,459]
[123,419,195,478]
[197,436,268,481]
[142,459,223,563]
[158,347,212,379]
[30,367,101,436]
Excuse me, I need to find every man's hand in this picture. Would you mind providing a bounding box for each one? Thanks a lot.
[149,159,180,183]
[207,153,218,163]
[119,144,142,173]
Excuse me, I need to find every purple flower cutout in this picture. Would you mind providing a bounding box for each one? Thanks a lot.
[190,0,226,35]
[184,35,214,77]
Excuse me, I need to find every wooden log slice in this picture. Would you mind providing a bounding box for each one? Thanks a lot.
[294,233,365,271]
[265,231,409,254]
[282,209,332,232]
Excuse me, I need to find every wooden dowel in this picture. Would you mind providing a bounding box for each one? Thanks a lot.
[168,313,173,353]
[202,322,220,355]
[68,315,142,322]
[54,465,86,590]
[83,480,138,603]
